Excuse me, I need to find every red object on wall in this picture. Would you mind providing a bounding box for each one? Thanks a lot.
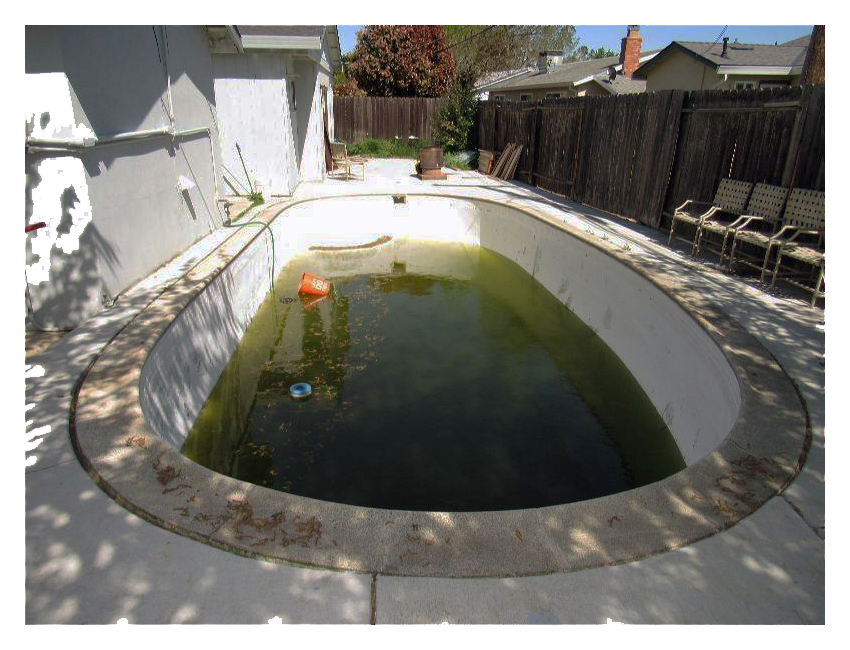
[25,222,46,233]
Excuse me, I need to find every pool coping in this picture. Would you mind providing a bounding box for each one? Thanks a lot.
[70,193,811,578]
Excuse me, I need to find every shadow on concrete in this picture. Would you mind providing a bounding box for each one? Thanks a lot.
[25,210,372,623]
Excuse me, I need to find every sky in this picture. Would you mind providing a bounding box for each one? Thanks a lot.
[337,25,814,55]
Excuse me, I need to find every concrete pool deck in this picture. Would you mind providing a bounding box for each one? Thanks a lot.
[25,159,824,623]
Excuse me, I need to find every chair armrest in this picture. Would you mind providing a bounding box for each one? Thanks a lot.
[728,215,764,229]
[697,206,721,223]
[787,229,820,241]
[674,199,693,213]
[769,225,800,242]
[674,199,712,216]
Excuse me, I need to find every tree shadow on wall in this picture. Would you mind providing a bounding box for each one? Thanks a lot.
[26,157,120,331]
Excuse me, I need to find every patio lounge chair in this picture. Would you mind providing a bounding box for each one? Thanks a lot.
[668,179,754,255]
[767,189,825,307]
[708,183,789,269]
[329,142,367,181]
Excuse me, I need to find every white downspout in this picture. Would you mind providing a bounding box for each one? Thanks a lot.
[712,73,729,89]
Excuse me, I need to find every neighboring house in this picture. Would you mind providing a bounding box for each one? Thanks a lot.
[208,25,342,196]
[473,66,536,100]
[631,34,812,91]
[486,26,658,101]
[24,25,342,330]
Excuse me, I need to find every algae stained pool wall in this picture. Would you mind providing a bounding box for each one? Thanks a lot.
[140,195,740,466]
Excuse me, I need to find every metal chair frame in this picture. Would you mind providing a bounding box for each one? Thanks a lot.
[668,179,754,255]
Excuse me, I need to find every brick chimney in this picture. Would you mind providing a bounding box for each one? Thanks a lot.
[619,25,642,78]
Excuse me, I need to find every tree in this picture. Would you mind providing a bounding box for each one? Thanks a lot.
[433,83,478,152]
[444,25,579,88]
[333,77,366,96]
[346,25,455,97]
[572,45,618,61]
[332,53,365,96]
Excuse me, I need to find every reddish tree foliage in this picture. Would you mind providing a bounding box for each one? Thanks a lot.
[347,25,455,97]
[333,77,366,97]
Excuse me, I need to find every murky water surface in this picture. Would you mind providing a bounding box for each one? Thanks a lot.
[182,242,684,511]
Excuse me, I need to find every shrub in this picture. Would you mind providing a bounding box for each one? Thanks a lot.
[347,138,427,159]
[433,84,478,153]
[333,77,365,97]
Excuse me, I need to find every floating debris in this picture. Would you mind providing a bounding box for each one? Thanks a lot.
[289,382,312,400]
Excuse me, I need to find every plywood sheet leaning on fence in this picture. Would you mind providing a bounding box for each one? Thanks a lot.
[499,144,524,180]
[490,143,515,178]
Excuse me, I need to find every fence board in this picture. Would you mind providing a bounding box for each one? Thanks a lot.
[474,85,822,230]
[332,96,444,143]
[663,86,811,215]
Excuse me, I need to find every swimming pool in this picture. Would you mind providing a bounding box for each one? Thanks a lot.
[72,193,809,577]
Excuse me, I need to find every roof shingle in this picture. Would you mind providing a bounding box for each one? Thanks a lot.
[673,40,808,68]
[487,50,660,92]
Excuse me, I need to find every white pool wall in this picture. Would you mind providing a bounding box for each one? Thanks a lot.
[140,195,739,464]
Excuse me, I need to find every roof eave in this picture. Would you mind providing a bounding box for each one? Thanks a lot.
[587,78,617,95]
[226,26,244,53]
[325,26,343,74]
[241,35,324,51]
[715,65,803,76]
[474,69,535,92]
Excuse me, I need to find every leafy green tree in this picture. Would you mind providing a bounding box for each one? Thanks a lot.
[433,83,478,152]
[572,45,618,60]
[332,53,366,96]
[346,25,455,97]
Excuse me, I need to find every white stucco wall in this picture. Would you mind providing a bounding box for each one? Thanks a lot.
[212,53,299,196]
[25,25,223,330]
[212,40,335,195]
[295,58,327,183]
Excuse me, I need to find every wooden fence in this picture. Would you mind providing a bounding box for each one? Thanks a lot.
[475,85,825,229]
[333,96,444,143]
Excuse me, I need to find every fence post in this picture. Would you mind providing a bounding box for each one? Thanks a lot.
[781,85,811,188]
[658,89,688,223]
[530,105,541,186]
[492,102,497,152]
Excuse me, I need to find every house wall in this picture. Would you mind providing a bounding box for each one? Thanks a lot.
[491,87,578,102]
[644,49,800,91]
[212,53,299,196]
[213,35,335,194]
[25,25,222,330]
[572,81,611,97]
[718,73,802,90]
[644,49,712,91]
[293,58,323,183]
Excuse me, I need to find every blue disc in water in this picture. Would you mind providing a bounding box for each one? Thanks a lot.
[289,382,312,400]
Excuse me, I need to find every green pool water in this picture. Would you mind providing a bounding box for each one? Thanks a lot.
[182,242,685,511]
